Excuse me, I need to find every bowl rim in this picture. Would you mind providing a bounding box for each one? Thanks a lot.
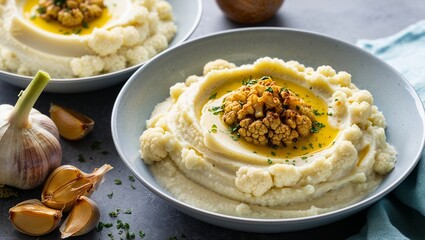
[112,27,425,224]
[0,0,203,84]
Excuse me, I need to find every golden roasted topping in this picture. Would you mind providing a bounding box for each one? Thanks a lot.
[222,76,316,147]
[37,0,105,27]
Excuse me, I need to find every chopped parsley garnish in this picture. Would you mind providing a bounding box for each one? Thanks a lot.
[131,183,136,190]
[335,98,339,102]
[211,124,218,133]
[271,151,276,156]
[77,153,85,162]
[114,179,122,185]
[309,143,314,149]
[109,210,119,217]
[209,92,217,99]
[267,159,273,164]
[139,231,146,238]
[327,112,333,116]
[107,192,113,199]
[209,105,224,115]
[54,0,66,6]
[129,176,135,182]
[124,209,132,214]
[301,156,308,160]
[313,109,324,116]
[260,76,271,81]
[82,21,89,28]
[311,121,325,133]
[230,123,239,133]
[318,143,323,148]
[265,87,274,93]
[37,6,46,14]
[242,76,257,85]
[301,146,308,150]
[91,140,102,150]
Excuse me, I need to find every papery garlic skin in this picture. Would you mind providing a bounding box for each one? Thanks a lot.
[0,105,62,189]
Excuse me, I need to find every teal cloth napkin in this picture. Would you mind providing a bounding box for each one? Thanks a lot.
[350,20,425,239]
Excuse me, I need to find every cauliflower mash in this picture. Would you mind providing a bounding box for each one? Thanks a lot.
[139,57,397,218]
[0,0,176,78]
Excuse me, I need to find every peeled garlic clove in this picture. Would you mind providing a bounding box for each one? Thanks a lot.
[9,199,62,236]
[42,164,113,212]
[49,104,94,140]
[60,196,100,238]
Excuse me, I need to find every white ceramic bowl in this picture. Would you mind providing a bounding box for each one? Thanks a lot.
[0,0,202,93]
[111,28,425,233]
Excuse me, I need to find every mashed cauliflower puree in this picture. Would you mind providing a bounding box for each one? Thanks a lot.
[0,0,176,78]
[139,57,397,218]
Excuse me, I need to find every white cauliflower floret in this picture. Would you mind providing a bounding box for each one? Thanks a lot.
[329,71,352,87]
[181,148,204,170]
[158,21,177,42]
[235,167,273,197]
[144,33,168,53]
[155,0,173,20]
[135,23,150,43]
[102,54,126,72]
[342,124,363,143]
[128,5,149,25]
[269,164,301,187]
[1,49,20,71]
[148,12,160,35]
[349,90,373,105]
[235,203,252,216]
[332,91,348,116]
[118,26,141,47]
[370,106,386,128]
[349,101,372,127]
[374,145,397,174]
[317,65,336,77]
[125,46,150,66]
[139,127,175,164]
[170,82,186,101]
[141,0,156,10]
[70,55,104,77]
[203,59,236,75]
[88,28,124,56]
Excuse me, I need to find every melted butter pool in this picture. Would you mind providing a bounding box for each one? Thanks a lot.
[23,0,111,35]
[203,76,340,162]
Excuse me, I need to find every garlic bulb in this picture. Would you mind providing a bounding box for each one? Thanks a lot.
[60,196,100,238]
[9,199,62,236]
[0,70,62,189]
[42,164,113,212]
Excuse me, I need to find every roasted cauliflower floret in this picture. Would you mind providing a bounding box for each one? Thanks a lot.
[37,0,105,27]
[58,8,84,27]
[238,118,268,145]
[222,76,318,147]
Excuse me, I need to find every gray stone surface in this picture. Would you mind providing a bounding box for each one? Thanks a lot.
[1,0,424,239]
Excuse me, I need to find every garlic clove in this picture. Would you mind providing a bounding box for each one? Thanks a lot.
[9,199,62,236]
[42,164,113,212]
[49,104,94,140]
[60,196,100,238]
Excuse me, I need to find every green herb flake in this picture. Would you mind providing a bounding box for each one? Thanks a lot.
[265,87,273,93]
[311,121,325,133]
[271,151,276,156]
[107,192,113,199]
[209,105,224,115]
[109,210,119,217]
[124,209,132,214]
[209,92,217,100]
[77,153,85,162]
[114,179,122,185]
[301,156,308,160]
[82,21,89,28]
[129,176,135,182]
[230,123,239,133]
[211,124,218,133]
[296,105,301,111]
[260,76,271,81]
[335,98,339,102]
[139,231,146,238]
[107,233,114,239]
[318,143,323,148]
[309,143,314,149]
[327,112,333,116]
[267,159,273,164]
[131,183,136,190]
[301,146,308,150]
[91,140,102,150]
[313,109,324,116]
[96,222,104,232]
